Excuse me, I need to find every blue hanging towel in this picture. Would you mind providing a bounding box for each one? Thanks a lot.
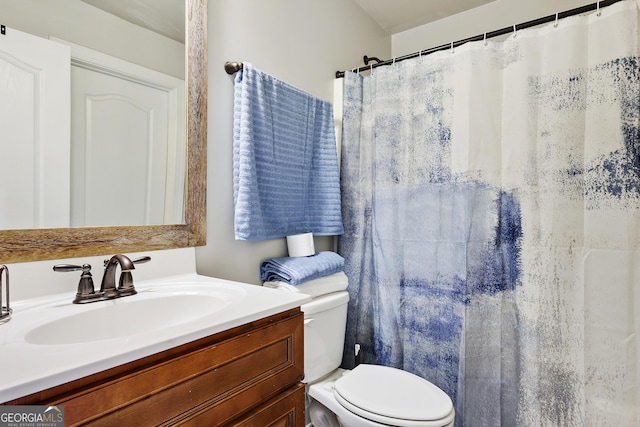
[260,251,345,285]
[233,62,344,240]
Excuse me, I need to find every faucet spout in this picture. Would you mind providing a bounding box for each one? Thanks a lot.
[100,254,135,297]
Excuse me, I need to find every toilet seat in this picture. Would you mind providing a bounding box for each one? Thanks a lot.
[333,364,455,427]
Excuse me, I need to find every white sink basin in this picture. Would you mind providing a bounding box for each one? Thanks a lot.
[25,285,241,345]
[0,273,311,403]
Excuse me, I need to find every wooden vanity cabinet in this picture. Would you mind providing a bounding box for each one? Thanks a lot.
[5,308,305,426]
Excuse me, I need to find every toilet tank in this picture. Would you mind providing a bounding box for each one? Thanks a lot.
[301,291,349,384]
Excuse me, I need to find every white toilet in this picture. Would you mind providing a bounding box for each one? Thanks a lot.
[297,281,455,427]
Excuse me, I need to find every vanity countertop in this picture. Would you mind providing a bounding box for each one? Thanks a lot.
[0,273,311,403]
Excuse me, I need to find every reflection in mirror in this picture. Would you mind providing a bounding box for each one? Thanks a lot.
[0,0,207,263]
[0,0,186,229]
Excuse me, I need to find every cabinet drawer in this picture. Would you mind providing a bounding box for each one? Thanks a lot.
[181,383,306,427]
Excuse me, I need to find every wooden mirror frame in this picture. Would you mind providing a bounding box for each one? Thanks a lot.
[0,0,207,263]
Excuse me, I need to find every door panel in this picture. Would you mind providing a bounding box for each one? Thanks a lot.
[0,28,70,229]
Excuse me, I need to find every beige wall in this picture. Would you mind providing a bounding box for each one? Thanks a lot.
[392,0,594,57]
[4,0,601,289]
[1,0,388,297]
[195,0,390,285]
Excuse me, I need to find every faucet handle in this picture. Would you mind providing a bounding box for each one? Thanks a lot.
[54,263,101,304]
[53,263,86,272]
[132,256,151,265]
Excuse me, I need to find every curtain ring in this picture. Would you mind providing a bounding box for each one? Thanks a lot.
[513,24,517,37]
[597,1,601,16]
[393,57,396,65]
[370,62,373,75]
[483,32,488,46]
[554,12,559,28]
[451,41,455,53]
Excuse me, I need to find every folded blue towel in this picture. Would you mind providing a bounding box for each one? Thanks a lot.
[233,62,344,240]
[260,251,345,285]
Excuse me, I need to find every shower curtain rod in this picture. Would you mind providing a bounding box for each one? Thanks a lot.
[335,0,624,78]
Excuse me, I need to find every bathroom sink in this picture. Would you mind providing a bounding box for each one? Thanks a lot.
[25,288,238,345]
[0,273,311,403]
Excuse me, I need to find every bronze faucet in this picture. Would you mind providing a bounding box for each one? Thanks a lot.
[54,255,151,304]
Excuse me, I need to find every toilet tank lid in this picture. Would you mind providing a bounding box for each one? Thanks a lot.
[301,291,349,315]
[264,272,348,298]
[334,364,453,422]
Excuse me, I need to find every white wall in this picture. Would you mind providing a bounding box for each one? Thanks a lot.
[195,0,390,285]
[392,0,595,57]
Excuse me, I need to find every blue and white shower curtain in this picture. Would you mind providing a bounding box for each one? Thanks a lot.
[338,1,639,425]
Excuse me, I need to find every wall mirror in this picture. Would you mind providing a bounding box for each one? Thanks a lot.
[0,0,207,263]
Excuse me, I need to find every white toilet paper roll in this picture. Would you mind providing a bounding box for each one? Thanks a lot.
[286,233,315,257]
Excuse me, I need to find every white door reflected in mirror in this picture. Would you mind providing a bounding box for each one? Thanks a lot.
[64,41,186,227]
[0,28,71,229]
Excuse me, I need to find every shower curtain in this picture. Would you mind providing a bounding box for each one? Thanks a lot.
[338,1,639,426]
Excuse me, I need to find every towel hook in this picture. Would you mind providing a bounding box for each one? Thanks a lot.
[224,61,243,75]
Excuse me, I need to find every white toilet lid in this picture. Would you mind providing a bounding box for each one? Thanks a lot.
[333,364,454,426]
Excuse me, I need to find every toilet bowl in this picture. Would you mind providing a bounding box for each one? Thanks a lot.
[308,366,455,427]
[265,274,454,427]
